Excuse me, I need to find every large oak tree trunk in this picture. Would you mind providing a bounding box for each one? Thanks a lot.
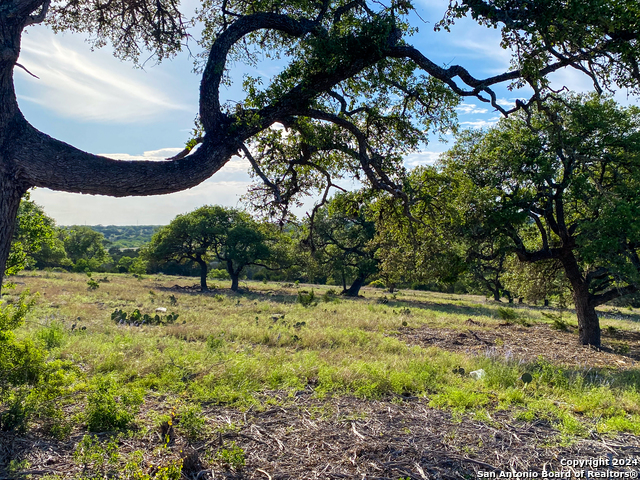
[0,177,25,286]
[343,275,366,297]
[195,257,208,292]
[559,250,601,347]
[0,23,28,291]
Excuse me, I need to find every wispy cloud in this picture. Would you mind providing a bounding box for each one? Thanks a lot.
[100,148,184,161]
[460,117,500,129]
[496,98,516,107]
[457,104,488,115]
[404,151,442,168]
[16,30,192,123]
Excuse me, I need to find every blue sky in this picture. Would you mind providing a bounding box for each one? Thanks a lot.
[14,0,633,225]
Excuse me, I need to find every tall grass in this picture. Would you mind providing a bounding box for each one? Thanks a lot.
[4,271,640,438]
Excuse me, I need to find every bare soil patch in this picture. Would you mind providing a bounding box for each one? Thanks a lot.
[394,321,640,369]
[2,395,640,480]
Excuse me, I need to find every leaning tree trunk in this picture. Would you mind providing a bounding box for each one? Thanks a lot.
[559,251,601,347]
[343,275,366,297]
[195,257,208,292]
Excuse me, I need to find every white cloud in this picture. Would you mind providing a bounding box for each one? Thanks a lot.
[404,151,442,168]
[16,29,192,123]
[496,98,516,107]
[457,104,488,115]
[460,116,500,129]
[99,148,184,161]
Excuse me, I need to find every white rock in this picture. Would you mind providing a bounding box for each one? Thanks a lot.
[156,307,167,313]
[469,369,486,380]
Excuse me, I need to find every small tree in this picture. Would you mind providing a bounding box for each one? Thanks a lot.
[6,196,57,277]
[216,220,271,292]
[305,193,379,297]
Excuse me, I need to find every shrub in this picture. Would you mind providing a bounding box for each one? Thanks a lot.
[497,307,518,321]
[297,289,316,307]
[216,441,245,470]
[85,378,143,432]
[367,279,386,288]
[208,269,230,280]
[36,321,65,349]
[177,404,208,441]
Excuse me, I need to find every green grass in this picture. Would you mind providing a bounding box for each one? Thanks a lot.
[4,271,640,440]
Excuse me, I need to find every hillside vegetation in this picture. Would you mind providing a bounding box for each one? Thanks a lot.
[87,226,160,249]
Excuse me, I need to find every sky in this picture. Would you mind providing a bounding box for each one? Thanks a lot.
[13,0,637,226]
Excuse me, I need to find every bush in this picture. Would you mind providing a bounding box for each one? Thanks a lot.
[0,292,42,397]
[208,269,230,280]
[1,292,78,433]
[497,307,518,321]
[85,378,143,432]
[36,321,65,349]
[367,279,386,288]
[177,404,209,441]
[297,289,316,307]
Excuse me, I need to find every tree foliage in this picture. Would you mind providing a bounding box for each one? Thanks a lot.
[62,226,111,272]
[305,192,378,296]
[144,205,272,291]
[441,94,640,346]
[6,195,57,277]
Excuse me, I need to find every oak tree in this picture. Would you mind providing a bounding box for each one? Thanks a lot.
[306,192,377,297]
[0,0,639,290]
[144,205,229,291]
[442,94,640,347]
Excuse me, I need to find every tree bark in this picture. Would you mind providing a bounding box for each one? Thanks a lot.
[227,260,240,291]
[490,287,501,302]
[0,20,29,291]
[559,250,601,346]
[230,273,239,292]
[343,275,366,297]
[573,283,601,347]
[195,257,208,292]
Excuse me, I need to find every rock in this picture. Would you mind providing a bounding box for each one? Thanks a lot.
[156,307,167,313]
[469,369,486,380]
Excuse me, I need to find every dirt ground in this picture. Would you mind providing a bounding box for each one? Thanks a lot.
[394,320,640,370]
[2,393,640,480]
[3,308,640,479]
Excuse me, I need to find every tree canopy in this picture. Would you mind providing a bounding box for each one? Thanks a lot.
[440,94,640,346]
[0,0,638,288]
[144,205,272,291]
[6,195,57,277]
[305,192,378,297]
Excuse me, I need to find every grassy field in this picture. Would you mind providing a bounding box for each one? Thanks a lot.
[2,271,640,479]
